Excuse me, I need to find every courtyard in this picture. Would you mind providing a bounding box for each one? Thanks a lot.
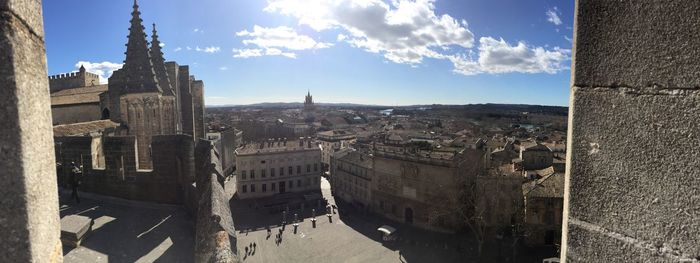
[228,178,465,263]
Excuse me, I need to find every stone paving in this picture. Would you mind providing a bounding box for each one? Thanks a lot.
[59,189,194,263]
[228,178,464,263]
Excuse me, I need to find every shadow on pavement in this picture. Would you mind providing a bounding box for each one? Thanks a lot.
[59,189,194,263]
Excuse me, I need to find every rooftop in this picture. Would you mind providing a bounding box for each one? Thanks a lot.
[53,120,120,137]
[50,85,107,106]
[236,139,319,155]
[337,150,373,169]
[523,171,564,199]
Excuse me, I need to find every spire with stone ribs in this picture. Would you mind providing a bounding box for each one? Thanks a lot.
[150,23,175,96]
[122,0,161,93]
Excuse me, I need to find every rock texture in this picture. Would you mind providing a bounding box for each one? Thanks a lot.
[0,0,63,261]
[563,1,700,262]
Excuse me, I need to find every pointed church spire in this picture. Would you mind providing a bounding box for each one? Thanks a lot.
[150,23,175,96]
[121,0,161,93]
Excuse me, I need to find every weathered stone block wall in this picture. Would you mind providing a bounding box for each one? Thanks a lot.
[563,1,700,261]
[194,141,239,263]
[51,103,102,125]
[165,61,182,133]
[192,79,205,140]
[0,0,62,261]
[179,66,195,137]
[219,129,240,175]
[48,70,99,92]
[54,134,197,204]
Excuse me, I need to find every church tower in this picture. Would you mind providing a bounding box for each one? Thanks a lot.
[304,90,315,111]
[106,0,174,169]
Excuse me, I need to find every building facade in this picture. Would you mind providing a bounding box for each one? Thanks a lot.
[235,138,322,199]
[317,129,357,171]
[332,150,373,209]
[370,143,486,232]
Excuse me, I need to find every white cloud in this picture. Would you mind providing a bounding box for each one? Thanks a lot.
[450,37,570,75]
[174,47,182,52]
[195,46,221,53]
[264,0,474,64]
[186,46,192,51]
[75,61,123,84]
[219,66,228,71]
[564,36,572,43]
[193,28,203,33]
[261,0,569,75]
[546,7,562,26]
[233,48,296,59]
[234,25,331,59]
[159,42,165,47]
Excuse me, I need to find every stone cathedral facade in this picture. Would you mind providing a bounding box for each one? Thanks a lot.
[49,0,207,203]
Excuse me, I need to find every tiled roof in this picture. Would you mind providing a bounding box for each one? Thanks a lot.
[53,120,119,137]
[50,85,107,106]
[523,172,564,198]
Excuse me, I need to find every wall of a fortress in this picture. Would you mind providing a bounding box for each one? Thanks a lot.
[179,66,195,138]
[48,71,99,92]
[55,134,196,204]
[563,1,700,261]
[219,129,241,176]
[51,103,102,125]
[165,61,182,133]
[192,80,205,140]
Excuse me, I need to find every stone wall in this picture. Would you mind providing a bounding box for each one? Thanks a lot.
[220,129,241,176]
[0,0,63,261]
[51,103,102,125]
[179,66,195,137]
[563,1,700,261]
[192,79,205,140]
[55,134,196,204]
[194,140,239,263]
[370,148,484,232]
[49,70,99,92]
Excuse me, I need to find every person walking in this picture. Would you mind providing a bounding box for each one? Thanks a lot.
[69,162,82,204]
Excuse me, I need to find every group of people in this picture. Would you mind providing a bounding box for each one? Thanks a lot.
[243,242,256,257]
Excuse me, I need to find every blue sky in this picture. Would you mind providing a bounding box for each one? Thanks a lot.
[43,0,574,106]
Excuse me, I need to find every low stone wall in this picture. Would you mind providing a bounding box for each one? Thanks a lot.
[193,140,239,263]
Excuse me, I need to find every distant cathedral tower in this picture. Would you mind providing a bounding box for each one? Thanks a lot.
[304,90,315,111]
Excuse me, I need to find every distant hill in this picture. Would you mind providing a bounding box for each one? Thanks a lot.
[206,102,568,115]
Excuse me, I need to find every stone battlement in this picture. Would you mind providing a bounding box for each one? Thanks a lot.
[49,70,100,92]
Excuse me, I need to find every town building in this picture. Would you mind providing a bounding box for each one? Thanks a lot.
[235,138,322,199]
[370,143,486,232]
[519,142,553,171]
[332,150,373,210]
[522,171,564,246]
[317,129,357,171]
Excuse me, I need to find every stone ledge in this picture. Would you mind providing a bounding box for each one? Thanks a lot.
[60,215,93,248]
